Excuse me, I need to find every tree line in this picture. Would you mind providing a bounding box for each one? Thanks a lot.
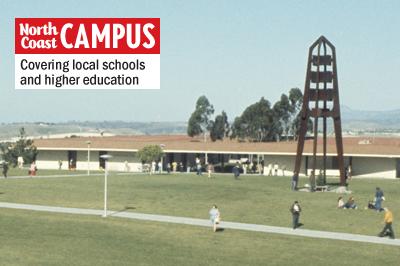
[187,88,312,142]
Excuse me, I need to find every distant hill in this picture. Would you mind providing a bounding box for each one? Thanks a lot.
[1,107,400,141]
[0,121,187,141]
[341,106,400,131]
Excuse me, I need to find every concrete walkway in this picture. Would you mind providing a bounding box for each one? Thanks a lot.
[4,173,104,179]
[3,172,134,179]
[0,202,399,247]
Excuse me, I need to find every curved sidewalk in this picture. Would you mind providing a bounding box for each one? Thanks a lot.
[0,202,399,247]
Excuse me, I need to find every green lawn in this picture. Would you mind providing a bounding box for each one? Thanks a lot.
[0,173,399,265]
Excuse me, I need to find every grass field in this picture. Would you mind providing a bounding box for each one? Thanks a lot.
[0,173,399,265]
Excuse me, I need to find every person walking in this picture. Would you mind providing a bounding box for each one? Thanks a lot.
[348,165,352,180]
[29,161,37,177]
[268,163,273,176]
[290,201,302,229]
[124,160,130,172]
[378,208,395,239]
[172,161,177,172]
[374,187,385,212]
[196,158,202,176]
[158,161,162,174]
[17,156,24,169]
[166,163,171,174]
[69,159,74,170]
[291,171,298,191]
[309,170,316,192]
[2,162,8,178]
[274,162,279,176]
[151,161,156,175]
[207,163,214,178]
[345,167,349,183]
[233,162,240,179]
[209,205,221,232]
[282,165,287,176]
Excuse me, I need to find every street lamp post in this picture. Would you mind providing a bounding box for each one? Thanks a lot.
[86,141,91,176]
[100,154,112,217]
[160,144,165,174]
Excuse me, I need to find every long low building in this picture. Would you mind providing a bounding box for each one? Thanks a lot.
[33,135,400,179]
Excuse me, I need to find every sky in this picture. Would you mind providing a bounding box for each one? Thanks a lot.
[0,0,399,123]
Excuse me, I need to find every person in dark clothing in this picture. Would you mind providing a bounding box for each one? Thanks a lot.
[233,162,240,179]
[2,162,8,178]
[291,172,298,191]
[290,201,302,229]
[166,163,171,174]
[375,187,385,212]
[367,200,375,209]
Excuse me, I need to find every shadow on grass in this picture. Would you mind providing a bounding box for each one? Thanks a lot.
[326,181,350,187]
[216,228,225,232]
[109,206,136,216]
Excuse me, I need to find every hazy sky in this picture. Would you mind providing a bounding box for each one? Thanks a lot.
[0,0,399,123]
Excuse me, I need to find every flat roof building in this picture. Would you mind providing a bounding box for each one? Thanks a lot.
[33,135,400,178]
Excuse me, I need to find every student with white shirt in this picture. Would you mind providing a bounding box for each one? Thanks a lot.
[290,201,302,229]
[209,205,221,232]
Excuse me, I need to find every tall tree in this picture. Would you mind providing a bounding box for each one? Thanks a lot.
[288,87,313,140]
[187,96,215,139]
[231,97,275,142]
[272,94,291,141]
[289,87,303,109]
[210,111,230,141]
[1,127,37,167]
[230,88,310,142]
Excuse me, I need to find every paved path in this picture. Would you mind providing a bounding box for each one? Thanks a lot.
[3,172,252,180]
[0,202,399,247]
[3,172,134,179]
[4,173,103,179]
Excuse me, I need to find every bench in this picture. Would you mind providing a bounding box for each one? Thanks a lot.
[315,185,328,192]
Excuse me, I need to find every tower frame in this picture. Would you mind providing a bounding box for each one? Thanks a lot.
[294,36,345,187]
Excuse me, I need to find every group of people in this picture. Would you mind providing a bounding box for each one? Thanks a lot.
[143,161,186,174]
[145,158,218,177]
[1,160,37,178]
[337,187,385,211]
[266,162,286,176]
[239,160,264,175]
[165,161,185,174]
[337,196,358,209]
[209,201,304,232]
[335,187,395,239]
[210,188,395,239]
[150,160,163,174]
